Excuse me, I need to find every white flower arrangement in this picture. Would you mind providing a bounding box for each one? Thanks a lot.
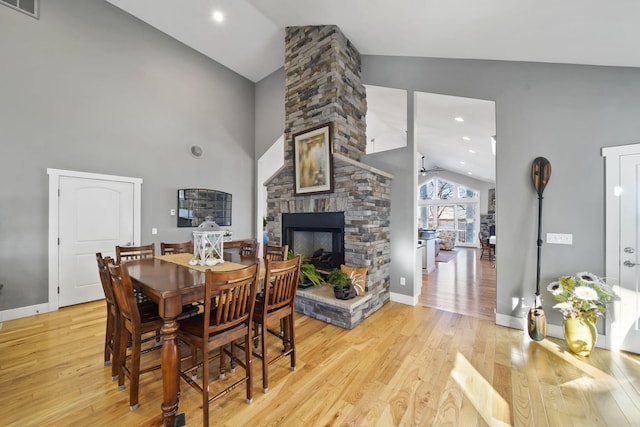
[546,272,617,322]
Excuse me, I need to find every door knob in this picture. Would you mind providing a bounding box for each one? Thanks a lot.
[624,247,635,254]
[624,260,637,267]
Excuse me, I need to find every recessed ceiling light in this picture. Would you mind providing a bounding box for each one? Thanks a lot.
[467,172,473,175]
[454,117,464,122]
[459,161,465,165]
[462,136,471,141]
[468,149,476,154]
[212,10,224,22]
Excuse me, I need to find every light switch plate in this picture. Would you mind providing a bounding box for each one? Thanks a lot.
[547,233,572,245]
[151,227,158,235]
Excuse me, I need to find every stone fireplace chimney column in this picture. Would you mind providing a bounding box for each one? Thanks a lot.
[266,25,392,325]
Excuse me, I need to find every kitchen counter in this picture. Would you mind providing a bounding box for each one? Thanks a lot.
[418,238,436,273]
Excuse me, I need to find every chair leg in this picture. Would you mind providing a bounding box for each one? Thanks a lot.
[287,316,296,371]
[129,333,142,411]
[110,314,121,381]
[202,347,209,427]
[245,333,253,404]
[116,327,128,392]
[104,308,114,366]
[261,321,269,393]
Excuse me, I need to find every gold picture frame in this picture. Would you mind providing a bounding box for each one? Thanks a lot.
[293,122,334,195]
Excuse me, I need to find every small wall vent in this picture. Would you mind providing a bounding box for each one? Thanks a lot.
[1,0,39,19]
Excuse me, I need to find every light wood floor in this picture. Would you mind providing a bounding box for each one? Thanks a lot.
[420,247,497,321]
[1,289,639,426]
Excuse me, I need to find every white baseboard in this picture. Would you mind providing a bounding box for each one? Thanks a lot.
[495,312,607,349]
[390,292,418,306]
[0,303,53,323]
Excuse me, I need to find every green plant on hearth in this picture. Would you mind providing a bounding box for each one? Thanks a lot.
[326,268,350,288]
[288,250,323,286]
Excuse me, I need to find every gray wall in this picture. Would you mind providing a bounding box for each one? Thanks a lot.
[0,0,255,310]
[255,68,285,159]
[362,55,640,326]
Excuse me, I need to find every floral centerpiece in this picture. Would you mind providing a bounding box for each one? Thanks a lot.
[546,272,617,355]
[546,272,616,322]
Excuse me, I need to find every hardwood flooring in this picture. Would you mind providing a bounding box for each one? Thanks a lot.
[1,281,639,426]
[420,247,497,321]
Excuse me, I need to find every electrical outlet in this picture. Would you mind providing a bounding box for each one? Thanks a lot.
[400,277,406,286]
[547,233,572,245]
[170,209,176,216]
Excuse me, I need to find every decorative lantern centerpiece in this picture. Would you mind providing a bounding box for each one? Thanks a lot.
[190,217,225,266]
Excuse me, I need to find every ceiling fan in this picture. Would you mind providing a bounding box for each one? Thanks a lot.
[419,156,427,176]
[419,156,446,176]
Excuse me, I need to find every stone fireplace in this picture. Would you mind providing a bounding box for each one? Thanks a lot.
[265,25,392,328]
[282,212,345,271]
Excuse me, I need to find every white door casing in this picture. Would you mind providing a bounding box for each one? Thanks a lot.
[48,169,142,310]
[603,144,640,353]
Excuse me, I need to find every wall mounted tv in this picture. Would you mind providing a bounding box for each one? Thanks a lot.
[177,189,232,227]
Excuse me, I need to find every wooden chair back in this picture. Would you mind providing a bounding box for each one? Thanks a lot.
[96,253,116,307]
[116,243,155,264]
[262,255,301,312]
[340,264,368,295]
[223,240,244,249]
[108,263,142,329]
[239,239,259,258]
[263,244,289,262]
[202,263,260,336]
[160,241,193,255]
[478,233,492,260]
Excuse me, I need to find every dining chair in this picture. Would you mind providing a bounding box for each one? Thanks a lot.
[223,240,244,249]
[177,263,260,427]
[96,253,120,379]
[115,243,155,264]
[108,262,164,411]
[115,243,156,304]
[160,240,193,255]
[239,239,259,258]
[251,255,301,393]
[478,232,493,260]
[263,244,288,262]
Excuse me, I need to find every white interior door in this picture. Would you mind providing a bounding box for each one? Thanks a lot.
[618,154,640,353]
[604,144,640,354]
[58,176,134,307]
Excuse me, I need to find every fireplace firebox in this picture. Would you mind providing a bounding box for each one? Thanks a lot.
[282,212,345,271]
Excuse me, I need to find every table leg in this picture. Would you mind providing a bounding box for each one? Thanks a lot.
[161,317,181,427]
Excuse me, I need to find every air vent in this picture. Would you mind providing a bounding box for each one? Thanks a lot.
[1,0,39,19]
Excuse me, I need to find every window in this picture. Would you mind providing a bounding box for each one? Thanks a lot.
[418,178,480,247]
[1,0,39,18]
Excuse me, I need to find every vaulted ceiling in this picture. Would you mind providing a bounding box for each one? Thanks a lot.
[106,0,638,183]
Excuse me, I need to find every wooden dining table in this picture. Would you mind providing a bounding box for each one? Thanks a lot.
[126,250,262,427]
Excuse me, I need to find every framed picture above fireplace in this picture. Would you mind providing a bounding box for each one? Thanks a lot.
[293,122,334,195]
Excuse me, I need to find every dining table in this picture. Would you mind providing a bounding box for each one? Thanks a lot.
[126,250,263,427]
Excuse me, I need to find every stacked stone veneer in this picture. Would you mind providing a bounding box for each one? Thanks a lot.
[265,25,392,328]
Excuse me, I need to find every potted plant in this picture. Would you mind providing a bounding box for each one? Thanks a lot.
[288,250,323,288]
[546,272,617,356]
[327,268,357,300]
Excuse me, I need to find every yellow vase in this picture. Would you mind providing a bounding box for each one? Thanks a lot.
[563,316,597,356]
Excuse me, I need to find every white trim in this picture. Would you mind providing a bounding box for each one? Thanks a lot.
[0,303,50,322]
[602,142,640,157]
[495,313,608,349]
[390,291,418,306]
[46,169,142,313]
